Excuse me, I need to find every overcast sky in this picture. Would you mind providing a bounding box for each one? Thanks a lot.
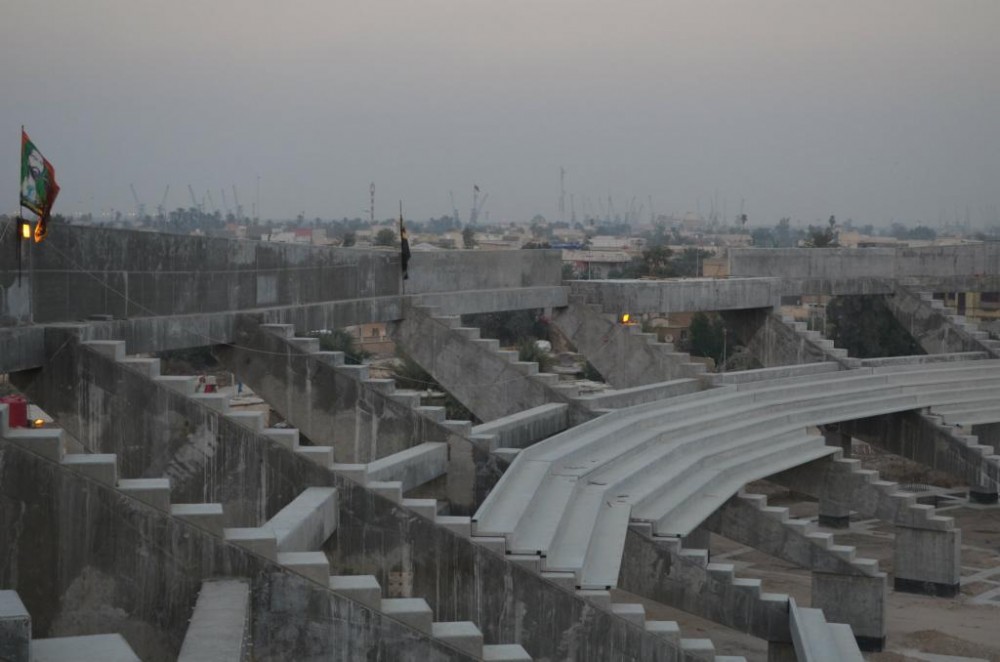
[3,1,999,228]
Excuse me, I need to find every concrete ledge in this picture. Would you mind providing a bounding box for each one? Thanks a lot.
[62,453,118,486]
[171,503,225,535]
[277,551,330,584]
[482,643,533,661]
[328,575,381,610]
[471,403,569,451]
[381,598,433,634]
[223,528,277,560]
[432,621,483,658]
[117,477,171,511]
[265,486,339,553]
[366,442,448,491]
[0,590,30,662]
[178,579,250,662]
[31,634,140,662]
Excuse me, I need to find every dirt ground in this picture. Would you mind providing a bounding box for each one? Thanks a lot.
[617,494,1000,661]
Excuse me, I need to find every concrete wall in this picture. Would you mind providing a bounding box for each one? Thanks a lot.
[618,528,790,644]
[569,278,783,314]
[722,309,834,368]
[407,249,562,295]
[552,303,694,387]
[391,304,592,424]
[0,442,473,662]
[884,285,996,356]
[0,226,33,326]
[728,245,1000,295]
[10,330,685,661]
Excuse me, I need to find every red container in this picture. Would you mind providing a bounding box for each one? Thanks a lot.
[0,395,28,428]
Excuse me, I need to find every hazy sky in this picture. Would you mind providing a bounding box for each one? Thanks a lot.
[3,1,999,227]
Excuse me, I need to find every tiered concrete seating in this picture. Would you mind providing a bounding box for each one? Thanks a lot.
[475,361,1000,591]
[778,314,857,365]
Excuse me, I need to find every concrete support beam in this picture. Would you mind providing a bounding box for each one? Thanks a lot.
[893,526,961,597]
[810,572,887,652]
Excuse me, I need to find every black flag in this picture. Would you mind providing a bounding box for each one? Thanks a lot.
[399,211,410,280]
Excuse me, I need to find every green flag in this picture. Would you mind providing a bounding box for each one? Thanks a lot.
[20,128,60,242]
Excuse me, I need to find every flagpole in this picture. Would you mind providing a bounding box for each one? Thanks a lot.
[399,200,405,296]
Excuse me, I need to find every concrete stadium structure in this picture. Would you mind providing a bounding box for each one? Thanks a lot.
[1,225,998,661]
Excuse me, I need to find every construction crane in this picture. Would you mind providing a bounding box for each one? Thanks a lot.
[156,185,170,221]
[232,185,243,221]
[129,184,145,220]
[220,188,231,219]
[449,191,461,224]
[469,185,488,225]
[205,190,216,215]
[187,185,200,213]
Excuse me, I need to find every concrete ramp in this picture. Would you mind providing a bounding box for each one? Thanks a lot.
[178,579,251,662]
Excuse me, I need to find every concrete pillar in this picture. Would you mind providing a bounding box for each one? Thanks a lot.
[822,426,852,457]
[893,526,961,597]
[766,640,797,662]
[681,524,711,553]
[0,591,31,662]
[810,572,887,652]
[818,496,850,529]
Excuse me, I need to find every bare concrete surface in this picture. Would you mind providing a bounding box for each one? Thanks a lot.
[683,491,1000,661]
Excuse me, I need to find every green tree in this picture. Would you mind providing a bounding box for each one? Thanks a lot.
[374,228,397,247]
[673,248,712,277]
[341,231,356,247]
[462,226,477,249]
[308,329,371,364]
[826,296,923,358]
[684,312,726,366]
[638,245,674,278]
[390,350,476,422]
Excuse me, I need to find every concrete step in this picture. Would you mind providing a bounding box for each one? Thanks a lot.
[191,393,229,413]
[452,327,481,340]
[0,590,30,661]
[472,536,506,555]
[119,357,161,378]
[328,575,381,609]
[62,453,117,486]
[338,364,370,381]
[223,527,278,560]
[435,315,462,328]
[263,427,299,451]
[389,390,422,408]
[432,621,483,658]
[645,620,681,642]
[534,373,560,386]
[381,598,433,634]
[82,339,126,361]
[402,498,439,520]
[117,478,171,511]
[314,351,345,366]
[576,589,612,608]
[436,516,472,538]
[496,349,520,363]
[226,410,267,431]
[277,551,330,584]
[171,503,225,535]
[511,361,539,375]
[260,323,295,338]
[295,445,334,468]
[2,427,65,461]
[288,337,320,353]
[610,602,645,626]
[332,463,368,485]
[369,480,403,503]
[178,579,250,662]
[482,643,532,661]
[365,378,396,394]
[31,634,140,662]
[415,406,447,422]
[472,338,500,353]
[154,375,198,395]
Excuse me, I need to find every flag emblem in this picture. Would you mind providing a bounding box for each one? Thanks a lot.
[399,212,411,280]
[20,129,60,242]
